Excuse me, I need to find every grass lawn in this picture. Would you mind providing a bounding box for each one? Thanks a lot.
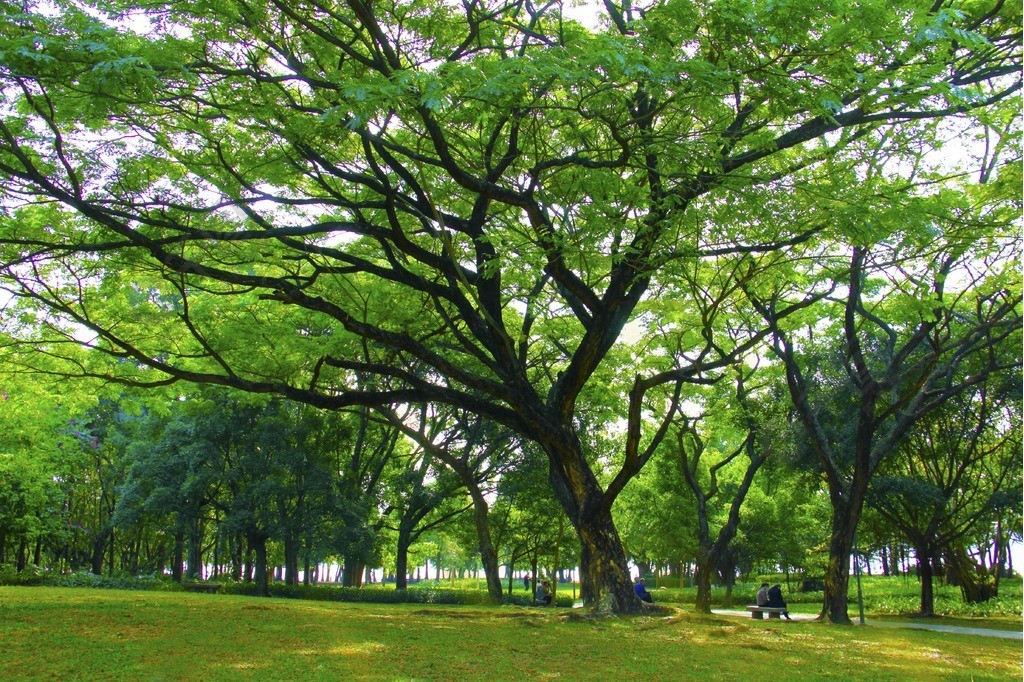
[1,586,1020,681]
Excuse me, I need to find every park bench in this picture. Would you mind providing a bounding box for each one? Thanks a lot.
[183,582,222,594]
[746,606,786,619]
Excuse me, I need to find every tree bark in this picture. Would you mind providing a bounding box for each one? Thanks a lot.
[283,535,298,585]
[694,547,714,614]
[916,546,935,616]
[467,487,504,602]
[575,509,641,613]
[185,516,202,581]
[540,430,641,613]
[90,529,108,576]
[395,525,412,590]
[342,556,365,587]
[821,500,859,624]
[248,529,270,597]
[172,531,184,583]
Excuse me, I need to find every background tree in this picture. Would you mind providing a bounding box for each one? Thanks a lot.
[379,409,471,590]
[869,372,1022,614]
[384,405,518,601]
[748,206,1022,622]
[0,377,84,570]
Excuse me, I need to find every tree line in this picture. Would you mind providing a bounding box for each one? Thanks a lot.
[2,349,1018,618]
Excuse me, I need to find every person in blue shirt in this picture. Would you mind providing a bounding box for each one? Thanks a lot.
[634,576,654,603]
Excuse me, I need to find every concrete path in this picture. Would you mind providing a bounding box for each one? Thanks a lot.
[863,619,1022,640]
[712,609,1022,639]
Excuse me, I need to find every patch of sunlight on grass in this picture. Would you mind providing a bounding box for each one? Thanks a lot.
[322,642,388,655]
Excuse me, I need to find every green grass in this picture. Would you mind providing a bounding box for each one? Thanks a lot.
[1,586,1020,681]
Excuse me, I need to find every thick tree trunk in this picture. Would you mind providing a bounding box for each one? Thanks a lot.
[948,546,996,603]
[108,528,115,575]
[467,487,504,602]
[575,509,641,613]
[249,530,270,597]
[543,433,640,613]
[172,531,184,583]
[342,556,365,587]
[231,534,243,580]
[185,517,202,581]
[821,491,863,624]
[916,547,935,616]
[283,535,298,585]
[395,526,411,590]
[694,548,714,614]
[90,529,108,576]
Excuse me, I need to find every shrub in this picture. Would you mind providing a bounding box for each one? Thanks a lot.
[0,564,46,586]
[0,566,177,591]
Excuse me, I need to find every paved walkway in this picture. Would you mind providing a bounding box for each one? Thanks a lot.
[712,609,1022,639]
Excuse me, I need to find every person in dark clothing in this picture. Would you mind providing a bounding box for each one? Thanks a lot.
[524,574,531,591]
[767,584,791,619]
[634,577,654,603]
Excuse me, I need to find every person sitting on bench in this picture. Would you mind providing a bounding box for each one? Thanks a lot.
[767,584,791,619]
[756,582,770,607]
[536,579,552,606]
[634,576,654,603]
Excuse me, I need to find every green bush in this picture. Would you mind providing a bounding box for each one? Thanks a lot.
[45,571,175,591]
[0,565,177,591]
[856,576,1022,618]
[0,564,46,586]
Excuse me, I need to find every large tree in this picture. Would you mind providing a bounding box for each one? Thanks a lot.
[0,0,1019,612]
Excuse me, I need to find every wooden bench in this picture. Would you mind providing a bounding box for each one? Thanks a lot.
[183,582,222,594]
[746,606,786,619]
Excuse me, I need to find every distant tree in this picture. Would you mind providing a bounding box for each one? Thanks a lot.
[383,404,518,601]
[379,404,471,590]
[869,374,1022,614]
[671,365,779,613]
[0,380,79,570]
[749,222,1022,622]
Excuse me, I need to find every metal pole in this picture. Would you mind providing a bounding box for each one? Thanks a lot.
[853,533,866,625]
